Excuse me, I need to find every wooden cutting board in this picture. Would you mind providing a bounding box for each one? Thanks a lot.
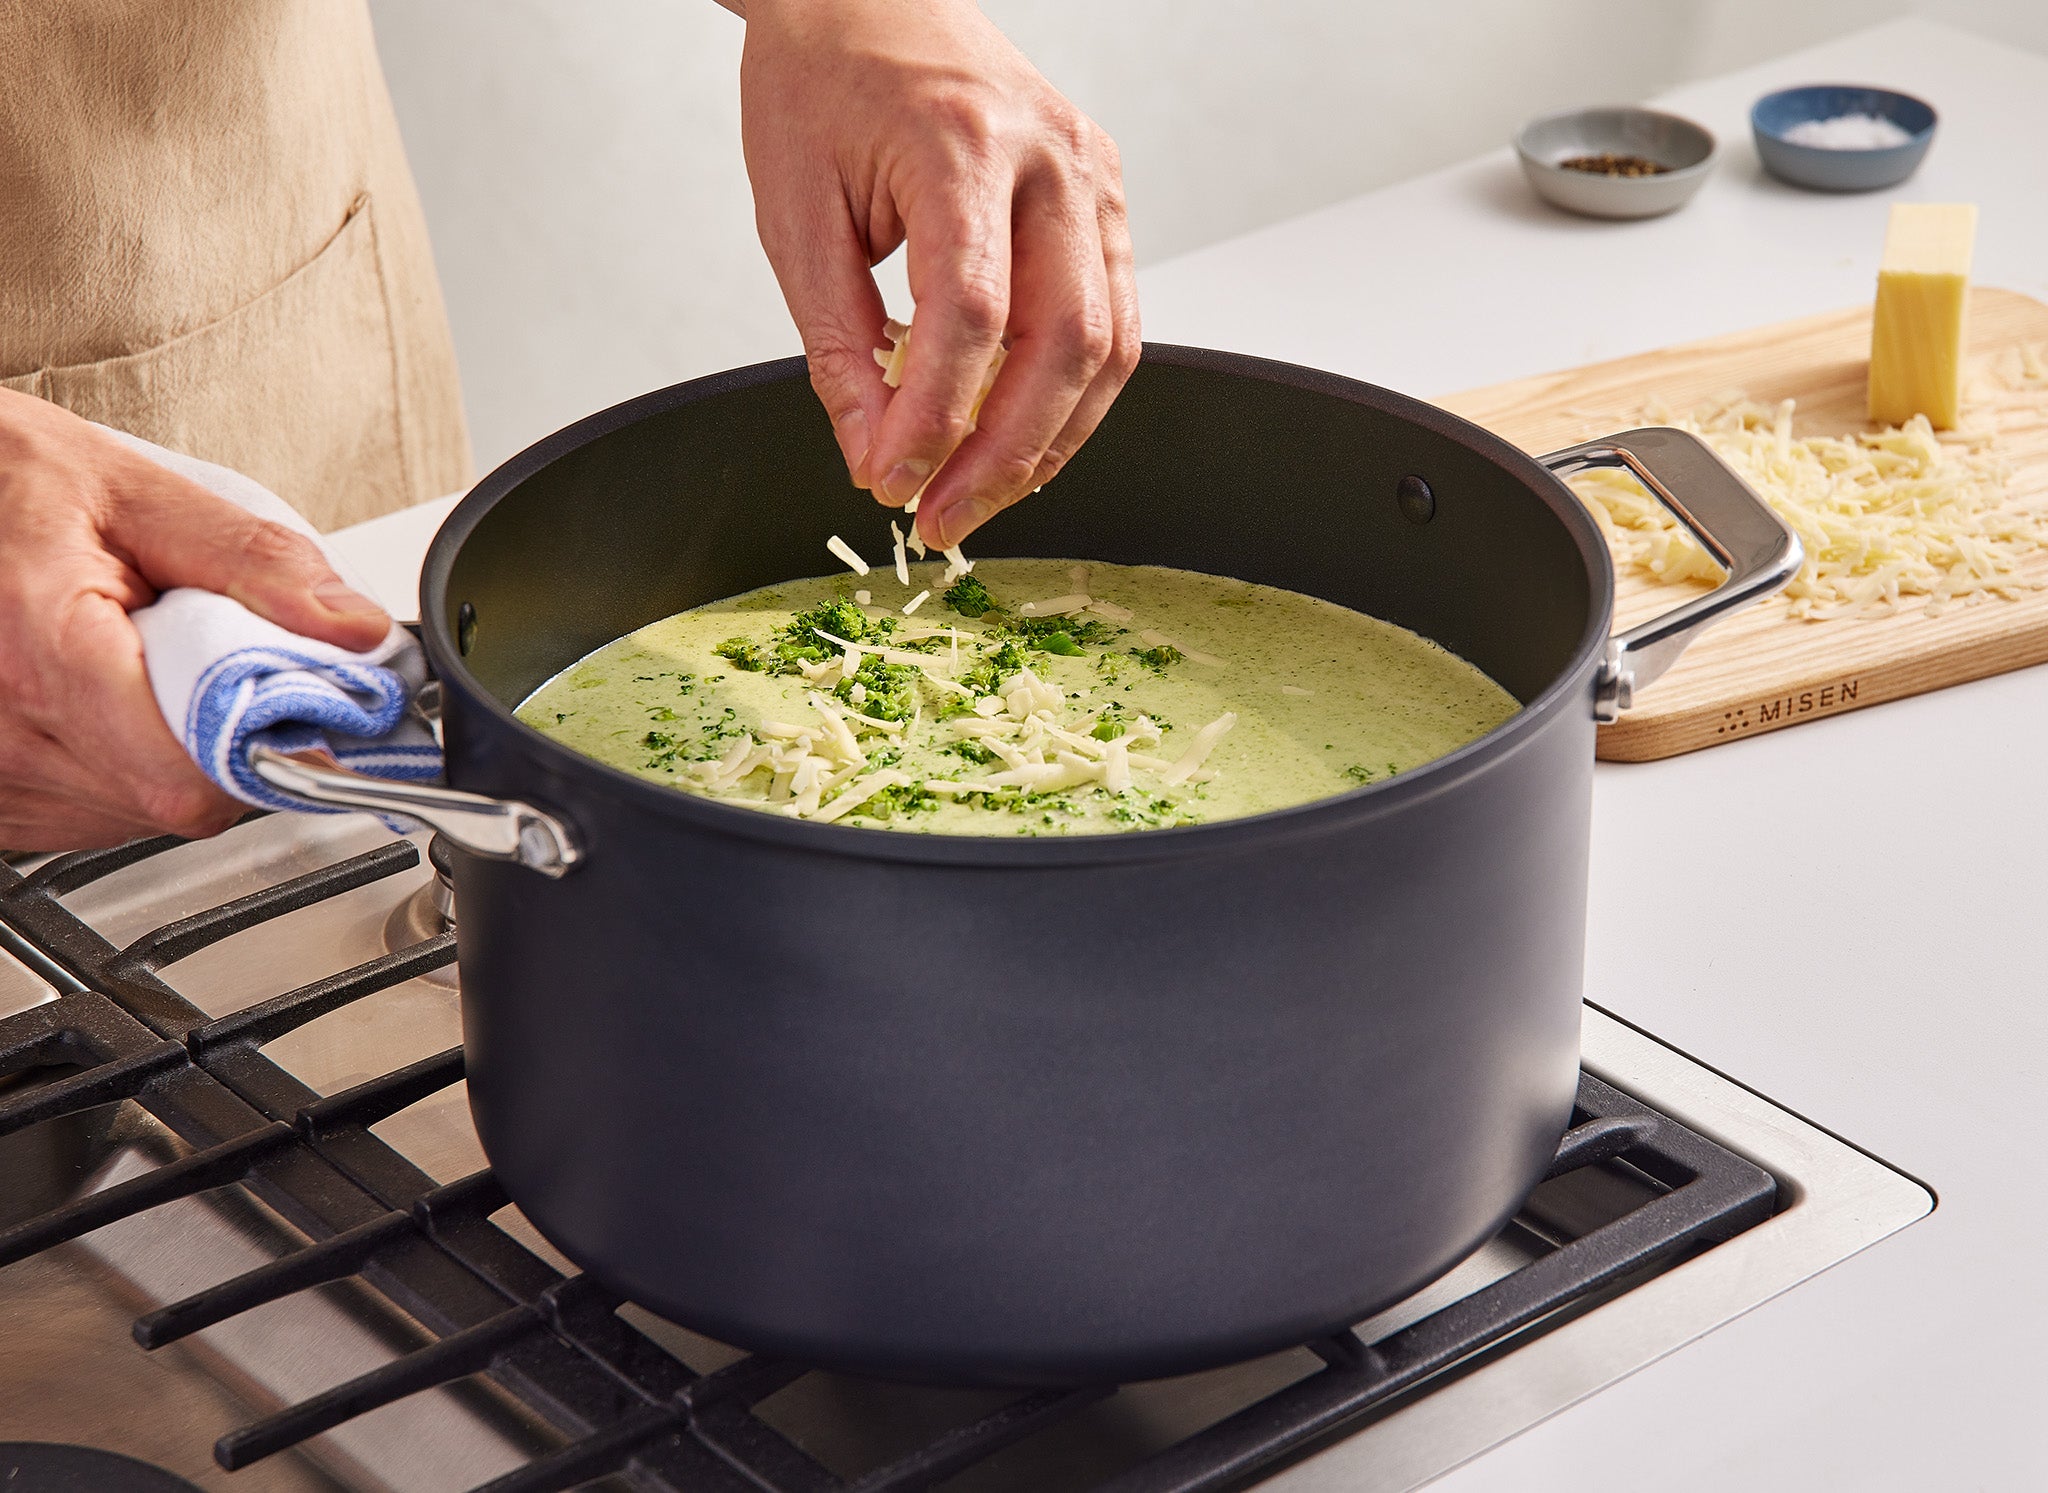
[1439,287,2048,761]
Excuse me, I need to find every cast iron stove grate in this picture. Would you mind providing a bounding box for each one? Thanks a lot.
[0,828,1776,1493]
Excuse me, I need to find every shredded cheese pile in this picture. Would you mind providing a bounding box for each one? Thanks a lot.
[1570,394,2047,620]
[684,632,1236,823]
[939,678,1234,799]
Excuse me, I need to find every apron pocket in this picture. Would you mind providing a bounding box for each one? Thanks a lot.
[11,195,406,532]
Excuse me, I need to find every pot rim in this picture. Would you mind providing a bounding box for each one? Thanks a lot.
[421,343,1615,868]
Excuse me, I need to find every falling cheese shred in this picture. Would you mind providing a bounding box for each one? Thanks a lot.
[825,535,871,577]
[1568,395,2048,620]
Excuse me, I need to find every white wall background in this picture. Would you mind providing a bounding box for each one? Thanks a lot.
[367,0,2048,476]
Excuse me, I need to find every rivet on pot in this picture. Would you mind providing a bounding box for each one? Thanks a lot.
[1397,475,1436,525]
[457,601,478,656]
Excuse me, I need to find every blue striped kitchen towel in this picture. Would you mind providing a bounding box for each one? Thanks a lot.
[116,430,443,814]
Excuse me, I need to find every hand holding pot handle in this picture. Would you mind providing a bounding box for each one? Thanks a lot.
[1543,428,1802,722]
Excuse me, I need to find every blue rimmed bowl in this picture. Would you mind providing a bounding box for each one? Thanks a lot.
[1751,84,1937,192]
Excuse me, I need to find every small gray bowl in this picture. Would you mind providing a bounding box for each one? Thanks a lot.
[1515,106,1717,220]
[1751,84,1936,192]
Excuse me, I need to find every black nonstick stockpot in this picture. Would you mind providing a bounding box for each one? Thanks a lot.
[255,346,1796,1387]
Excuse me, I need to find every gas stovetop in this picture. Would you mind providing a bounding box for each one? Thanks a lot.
[0,813,1930,1492]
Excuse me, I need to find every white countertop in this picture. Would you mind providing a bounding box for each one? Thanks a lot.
[331,19,2048,1487]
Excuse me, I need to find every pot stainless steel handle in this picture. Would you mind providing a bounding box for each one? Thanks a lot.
[1542,426,1802,723]
[247,744,582,877]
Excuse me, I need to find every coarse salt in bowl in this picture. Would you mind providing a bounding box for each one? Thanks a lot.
[1781,113,1914,149]
[1751,84,1937,192]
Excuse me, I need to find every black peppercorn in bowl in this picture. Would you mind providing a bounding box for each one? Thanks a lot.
[1515,105,1718,218]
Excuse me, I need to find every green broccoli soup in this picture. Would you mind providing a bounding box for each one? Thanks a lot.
[516,559,1518,836]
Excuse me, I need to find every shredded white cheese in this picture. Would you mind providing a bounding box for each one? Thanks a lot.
[1138,628,1224,667]
[854,588,871,606]
[1100,738,1133,794]
[941,545,974,584]
[1159,712,1238,787]
[825,535,871,577]
[812,630,868,664]
[838,703,905,732]
[809,769,911,824]
[890,522,910,587]
[1019,594,1091,617]
[872,317,1007,432]
[1001,668,1064,718]
[805,691,865,762]
[901,589,931,615]
[693,644,1237,826]
[874,318,912,387]
[1571,394,2047,619]
[1084,599,1135,622]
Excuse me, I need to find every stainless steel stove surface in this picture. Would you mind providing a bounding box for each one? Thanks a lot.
[0,813,1931,1493]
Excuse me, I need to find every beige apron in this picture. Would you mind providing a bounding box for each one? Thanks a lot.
[0,0,472,531]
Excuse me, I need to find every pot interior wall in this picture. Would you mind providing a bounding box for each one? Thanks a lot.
[443,355,1598,711]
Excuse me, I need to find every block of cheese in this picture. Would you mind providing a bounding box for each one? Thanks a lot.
[1868,203,1977,429]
